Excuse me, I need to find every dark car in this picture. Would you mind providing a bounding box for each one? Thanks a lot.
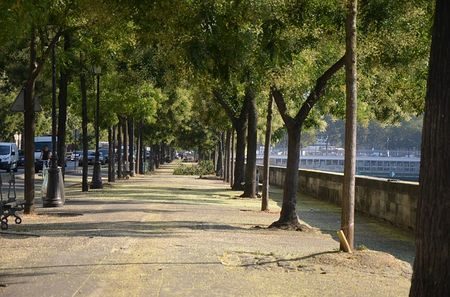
[17,150,25,167]
[72,151,82,161]
[99,149,109,163]
[78,150,104,166]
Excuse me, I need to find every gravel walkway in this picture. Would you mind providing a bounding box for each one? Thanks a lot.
[0,163,413,297]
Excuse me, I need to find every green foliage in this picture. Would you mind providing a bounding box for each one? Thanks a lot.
[173,160,215,176]
[0,0,433,157]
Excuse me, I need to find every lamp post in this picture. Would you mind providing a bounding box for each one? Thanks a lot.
[91,65,103,189]
[43,45,64,207]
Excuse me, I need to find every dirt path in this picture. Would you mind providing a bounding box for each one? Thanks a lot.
[0,163,412,296]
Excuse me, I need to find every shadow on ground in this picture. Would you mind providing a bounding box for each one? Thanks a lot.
[268,186,415,263]
[13,220,250,238]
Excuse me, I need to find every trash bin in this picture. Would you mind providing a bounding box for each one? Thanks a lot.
[41,167,49,199]
[42,166,65,207]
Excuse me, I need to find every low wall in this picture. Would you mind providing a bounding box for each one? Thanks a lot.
[257,165,418,230]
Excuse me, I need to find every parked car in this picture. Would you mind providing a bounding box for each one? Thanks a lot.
[99,149,109,163]
[72,151,82,161]
[0,143,18,172]
[65,152,74,161]
[78,150,104,166]
[17,150,25,167]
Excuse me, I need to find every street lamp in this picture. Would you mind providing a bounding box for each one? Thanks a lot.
[43,45,64,207]
[91,65,103,189]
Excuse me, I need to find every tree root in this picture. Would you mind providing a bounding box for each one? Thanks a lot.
[239,192,257,198]
[268,220,314,232]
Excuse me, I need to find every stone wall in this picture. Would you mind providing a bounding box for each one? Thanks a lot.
[257,165,418,230]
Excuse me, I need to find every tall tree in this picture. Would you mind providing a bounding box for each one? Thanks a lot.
[80,54,89,192]
[410,1,450,295]
[214,91,248,190]
[242,86,258,198]
[57,33,71,176]
[341,0,358,250]
[270,56,345,228]
[121,116,129,176]
[241,86,258,198]
[117,119,123,178]
[261,92,273,211]
[128,117,135,176]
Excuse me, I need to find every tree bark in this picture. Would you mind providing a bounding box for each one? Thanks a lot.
[128,117,135,176]
[122,117,129,176]
[80,54,89,192]
[410,1,450,295]
[137,121,143,174]
[261,92,273,211]
[242,87,258,198]
[213,90,248,190]
[224,129,231,182]
[117,119,123,179]
[230,131,234,188]
[269,122,302,228]
[160,143,166,164]
[216,133,223,176]
[108,127,113,182]
[153,144,160,169]
[232,119,247,190]
[57,33,71,177]
[24,30,37,214]
[109,125,116,182]
[341,0,358,251]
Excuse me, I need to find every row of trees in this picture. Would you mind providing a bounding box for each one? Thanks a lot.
[0,1,447,295]
[0,0,431,237]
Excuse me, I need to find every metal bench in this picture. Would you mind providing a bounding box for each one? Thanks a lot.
[0,172,24,230]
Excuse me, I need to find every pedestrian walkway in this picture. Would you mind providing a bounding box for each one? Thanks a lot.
[0,163,413,297]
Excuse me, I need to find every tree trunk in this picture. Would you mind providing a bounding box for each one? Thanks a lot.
[269,123,302,228]
[117,118,123,179]
[230,131,234,188]
[160,143,165,165]
[108,127,113,182]
[216,134,223,176]
[341,0,358,251]
[262,92,273,211]
[153,144,160,169]
[269,56,345,229]
[24,30,37,214]
[140,130,144,174]
[57,33,70,178]
[137,122,143,174]
[80,54,89,192]
[225,129,231,182]
[122,117,129,176]
[128,118,135,176]
[232,119,247,190]
[109,125,116,182]
[242,88,257,198]
[410,1,450,295]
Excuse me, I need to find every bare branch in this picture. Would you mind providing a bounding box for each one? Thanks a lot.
[213,89,237,120]
[271,86,295,127]
[31,29,64,82]
[295,55,345,123]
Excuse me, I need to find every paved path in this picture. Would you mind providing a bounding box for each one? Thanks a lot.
[0,163,413,297]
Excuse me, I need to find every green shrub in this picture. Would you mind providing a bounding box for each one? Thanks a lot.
[173,164,198,175]
[173,160,215,176]
[197,160,215,175]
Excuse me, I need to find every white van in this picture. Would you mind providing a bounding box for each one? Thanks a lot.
[34,136,54,173]
[0,142,18,172]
